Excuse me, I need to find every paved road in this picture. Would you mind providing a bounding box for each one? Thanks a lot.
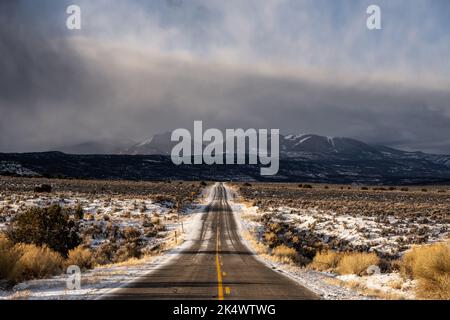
[104,183,318,300]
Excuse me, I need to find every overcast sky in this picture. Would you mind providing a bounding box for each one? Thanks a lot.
[1,0,449,153]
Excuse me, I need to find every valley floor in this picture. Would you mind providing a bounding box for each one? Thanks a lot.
[1,178,448,300]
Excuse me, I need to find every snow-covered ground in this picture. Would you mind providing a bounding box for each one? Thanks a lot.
[255,206,447,257]
[224,184,420,300]
[0,185,215,300]
[225,185,366,299]
[1,194,174,250]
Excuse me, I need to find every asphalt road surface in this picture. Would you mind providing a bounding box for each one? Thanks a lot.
[104,183,319,300]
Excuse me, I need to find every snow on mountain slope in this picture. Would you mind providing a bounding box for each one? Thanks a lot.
[121,132,174,155]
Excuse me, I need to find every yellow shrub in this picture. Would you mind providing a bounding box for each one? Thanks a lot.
[337,252,380,276]
[264,232,278,247]
[11,244,63,282]
[272,245,299,264]
[310,251,343,271]
[66,246,95,270]
[401,242,450,299]
[0,235,21,281]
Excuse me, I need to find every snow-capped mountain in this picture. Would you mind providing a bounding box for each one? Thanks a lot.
[38,132,449,183]
[124,133,378,156]
[121,132,174,155]
[2,131,450,183]
[120,132,208,155]
[279,134,450,169]
[122,132,450,168]
[281,134,381,158]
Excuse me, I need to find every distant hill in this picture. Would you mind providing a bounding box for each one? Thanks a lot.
[6,131,448,184]
[1,151,449,185]
[53,138,134,155]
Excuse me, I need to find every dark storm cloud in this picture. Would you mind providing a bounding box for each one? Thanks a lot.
[0,1,114,151]
[0,0,449,154]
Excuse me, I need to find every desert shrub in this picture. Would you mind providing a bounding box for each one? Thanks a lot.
[0,235,21,281]
[272,245,300,264]
[264,232,279,247]
[123,226,141,240]
[74,204,84,220]
[154,195,174,205]
[268,222,282,233]
[145,229,158,238]
[310,251,343,271]
[303,184,313,189]
[7,204,81,256]
[142,216,154,228]
[10,244,63,283]
[105,224,121,240]
[416,274,450,300]
[115,242,142,262]
[34,184,52,193]
[151,216,161,225]
[336,252,380,276]
[113,227,144,262]
[66,246,94,270]
[400,187,409,191]
[94,242,118,265]
[361,187,369,190]
[401,242,450,299]
[243,183,252,187]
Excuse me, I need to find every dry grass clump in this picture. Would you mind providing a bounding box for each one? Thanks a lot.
[337,252,380,276]
[272,245,301,264]
[242,231,267,255]
[309,250,380,276]
[401,242,450,299]
[0,235,21,281]
[1,234,67,284]
[66,246,94,270]
[310,251,343,271]
[10,244,63,283]
[264,231,278,247]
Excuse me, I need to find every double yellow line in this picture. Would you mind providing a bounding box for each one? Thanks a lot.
[215,225,224,300]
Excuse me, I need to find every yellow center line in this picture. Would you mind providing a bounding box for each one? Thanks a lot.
[215,225,224,300]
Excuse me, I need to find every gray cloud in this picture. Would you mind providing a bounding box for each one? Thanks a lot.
[0,1,449,154]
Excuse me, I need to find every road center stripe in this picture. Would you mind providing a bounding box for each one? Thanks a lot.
[216,226,224,300]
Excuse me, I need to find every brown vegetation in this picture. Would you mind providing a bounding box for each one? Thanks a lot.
[401,241,450,299]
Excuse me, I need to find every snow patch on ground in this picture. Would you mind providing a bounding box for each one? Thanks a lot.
[255,206,447,257]
[335,273,416,299]
[0,188,212,300]
[226,184,422,300]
